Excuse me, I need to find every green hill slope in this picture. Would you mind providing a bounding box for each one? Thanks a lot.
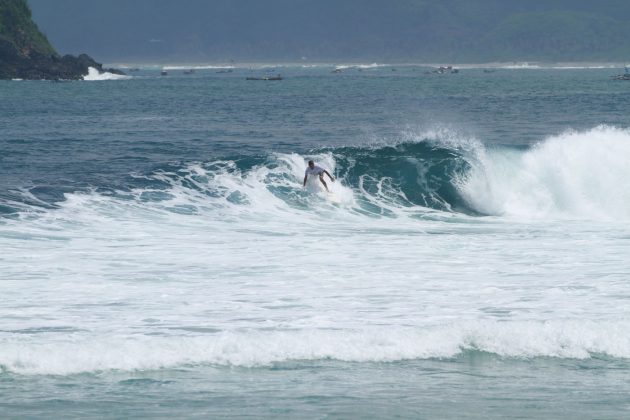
[0,0,55,57]
[0,0,121,79]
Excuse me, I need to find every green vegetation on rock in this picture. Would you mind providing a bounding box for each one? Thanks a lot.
[0,0,56,57]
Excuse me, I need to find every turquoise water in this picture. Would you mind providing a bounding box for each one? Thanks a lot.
[4,357,630,418]
[1,64,630,418]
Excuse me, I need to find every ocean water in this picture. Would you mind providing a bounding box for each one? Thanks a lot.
[1,64,630,418]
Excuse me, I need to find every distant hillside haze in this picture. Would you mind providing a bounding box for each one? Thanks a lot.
[28,0,630,63]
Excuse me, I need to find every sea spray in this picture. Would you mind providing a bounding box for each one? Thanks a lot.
[83,67,131,81]
[459,125,630,220]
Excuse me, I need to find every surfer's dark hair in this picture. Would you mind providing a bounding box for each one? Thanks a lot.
[308,160,314,165]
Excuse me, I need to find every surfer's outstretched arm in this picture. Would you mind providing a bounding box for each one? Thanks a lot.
[303,174,308,187]
[323,170,335,182]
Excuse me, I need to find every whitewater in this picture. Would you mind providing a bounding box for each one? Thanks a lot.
[1,65,630,418]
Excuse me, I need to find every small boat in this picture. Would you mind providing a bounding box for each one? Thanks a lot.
[612,66,630,80]
[246,75,283,81]
[160,70,168,76]
[430,66,458,74]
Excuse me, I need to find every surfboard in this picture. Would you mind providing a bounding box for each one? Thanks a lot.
[326,191,341,203]
[306,178,340,202]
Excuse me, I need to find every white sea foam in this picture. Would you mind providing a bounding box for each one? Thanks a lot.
[83,67,131,81]
[2,320,630,375]
[456,63,619,70]
[547,65,616,70]
[335,63,387,70]
[163,65,235,70]
[499,63,542,69]
[459,125,630,220]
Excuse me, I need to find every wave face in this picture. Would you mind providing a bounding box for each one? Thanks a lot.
[332,136,476,214]
[2,125,630,221]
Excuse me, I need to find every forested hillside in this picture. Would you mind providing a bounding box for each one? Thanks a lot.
[28,0,630,62]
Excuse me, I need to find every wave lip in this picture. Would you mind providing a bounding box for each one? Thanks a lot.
[2,320,630,375]
[83,67,131,81]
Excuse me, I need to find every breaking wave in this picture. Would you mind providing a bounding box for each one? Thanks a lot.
[460,125,630,220]
[3,320,630,375]
[2,126,630,377]
[4,125,629,221]
[83,67,131,81]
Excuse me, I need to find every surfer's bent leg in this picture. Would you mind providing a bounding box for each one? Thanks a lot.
[319,175,329,192]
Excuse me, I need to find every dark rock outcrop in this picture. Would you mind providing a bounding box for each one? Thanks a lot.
[0,46,125,80]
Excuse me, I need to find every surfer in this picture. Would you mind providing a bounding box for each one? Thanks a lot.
[303,160,335,192]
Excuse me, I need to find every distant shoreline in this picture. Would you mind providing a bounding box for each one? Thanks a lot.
[107,61,628,71]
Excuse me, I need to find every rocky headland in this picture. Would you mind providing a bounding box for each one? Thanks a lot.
[0,0,123,80]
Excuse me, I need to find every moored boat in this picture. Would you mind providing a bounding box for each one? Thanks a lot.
[612,65,630,80]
